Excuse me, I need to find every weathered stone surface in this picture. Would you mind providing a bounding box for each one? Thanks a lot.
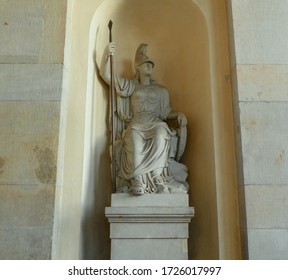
[0,64,63,101]
[229,0,288,260]
[230,0,288,64]
[0,184,55,227]
[245,185,288,229]
[240,102,288,185]
[111,193,189,206]
[0,2,43,63]
[110,223,189,239]
[0,102,60,185]
[247,229,288,260]
[0,0,67,63]
[0,0,66,261]
[111,239,188,260]
[0,227,52,260]
[236,64,288,102]
[38,0,67,63]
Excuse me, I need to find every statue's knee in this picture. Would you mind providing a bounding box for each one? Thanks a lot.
[156,127,168,139]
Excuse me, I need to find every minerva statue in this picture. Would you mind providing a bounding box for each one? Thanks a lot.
[100,42,189,195]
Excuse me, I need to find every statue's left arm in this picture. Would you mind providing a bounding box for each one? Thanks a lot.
[160,88,187,126]
[167,110,187,127]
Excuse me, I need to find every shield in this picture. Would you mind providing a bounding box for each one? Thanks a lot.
[176,125,187,161]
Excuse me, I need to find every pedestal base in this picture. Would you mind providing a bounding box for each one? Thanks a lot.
[105,193,194,260]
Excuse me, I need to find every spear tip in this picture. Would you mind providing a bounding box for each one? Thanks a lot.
[108,20,113,30]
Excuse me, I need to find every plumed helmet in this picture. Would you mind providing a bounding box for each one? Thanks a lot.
[135,43,154,69]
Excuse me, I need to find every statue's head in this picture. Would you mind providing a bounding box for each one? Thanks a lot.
[135,43,154,69]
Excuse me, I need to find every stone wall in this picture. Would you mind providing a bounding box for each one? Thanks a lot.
[0,0,66,259]
[228,0,288,259]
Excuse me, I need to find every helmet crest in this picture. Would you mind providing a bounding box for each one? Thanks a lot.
[135,43,154,69]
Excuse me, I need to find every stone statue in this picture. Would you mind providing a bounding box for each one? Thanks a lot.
[100,42,189,195]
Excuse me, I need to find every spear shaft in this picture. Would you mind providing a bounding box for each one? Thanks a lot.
[108,20,116,191]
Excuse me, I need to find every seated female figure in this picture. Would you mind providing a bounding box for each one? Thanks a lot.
[100,43,188,195]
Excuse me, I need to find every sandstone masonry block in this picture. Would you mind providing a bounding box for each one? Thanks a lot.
[230,0,288,64]
[0,184,55,227]
[0,102,60,185]
[240,102,288,185]
[0,64,63,101]
[247,229,288,260]
[245,185,288,229]
[0,0,67,63]
[236,64,288,102]
[0,227,53,260]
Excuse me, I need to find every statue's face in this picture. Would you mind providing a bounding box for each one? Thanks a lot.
[138,62,154,76]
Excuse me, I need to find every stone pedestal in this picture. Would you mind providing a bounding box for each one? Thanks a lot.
[105,193,194,260]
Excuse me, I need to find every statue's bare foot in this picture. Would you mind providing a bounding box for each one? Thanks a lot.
[132,185,145,195]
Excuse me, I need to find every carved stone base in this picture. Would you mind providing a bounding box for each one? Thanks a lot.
[105,193,194,260]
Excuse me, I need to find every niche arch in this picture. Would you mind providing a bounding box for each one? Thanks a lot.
[53,0,241,260]
[82,0,218,260]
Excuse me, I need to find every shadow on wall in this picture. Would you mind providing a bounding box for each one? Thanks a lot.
[81,0,217,260]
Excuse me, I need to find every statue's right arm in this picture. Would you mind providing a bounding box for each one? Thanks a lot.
[100,42,116,85]
[100,42,134,97]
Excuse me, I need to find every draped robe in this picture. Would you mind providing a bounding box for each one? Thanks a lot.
[114,76,175,191]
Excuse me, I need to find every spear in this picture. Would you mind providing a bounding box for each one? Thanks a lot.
[108,20,116,191]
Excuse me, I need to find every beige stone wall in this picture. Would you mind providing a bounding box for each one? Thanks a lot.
[228,0,288,259]
[0,0,66,259]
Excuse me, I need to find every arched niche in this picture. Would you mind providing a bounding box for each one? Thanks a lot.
[82,0,217,260]
[53,0,241,260]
